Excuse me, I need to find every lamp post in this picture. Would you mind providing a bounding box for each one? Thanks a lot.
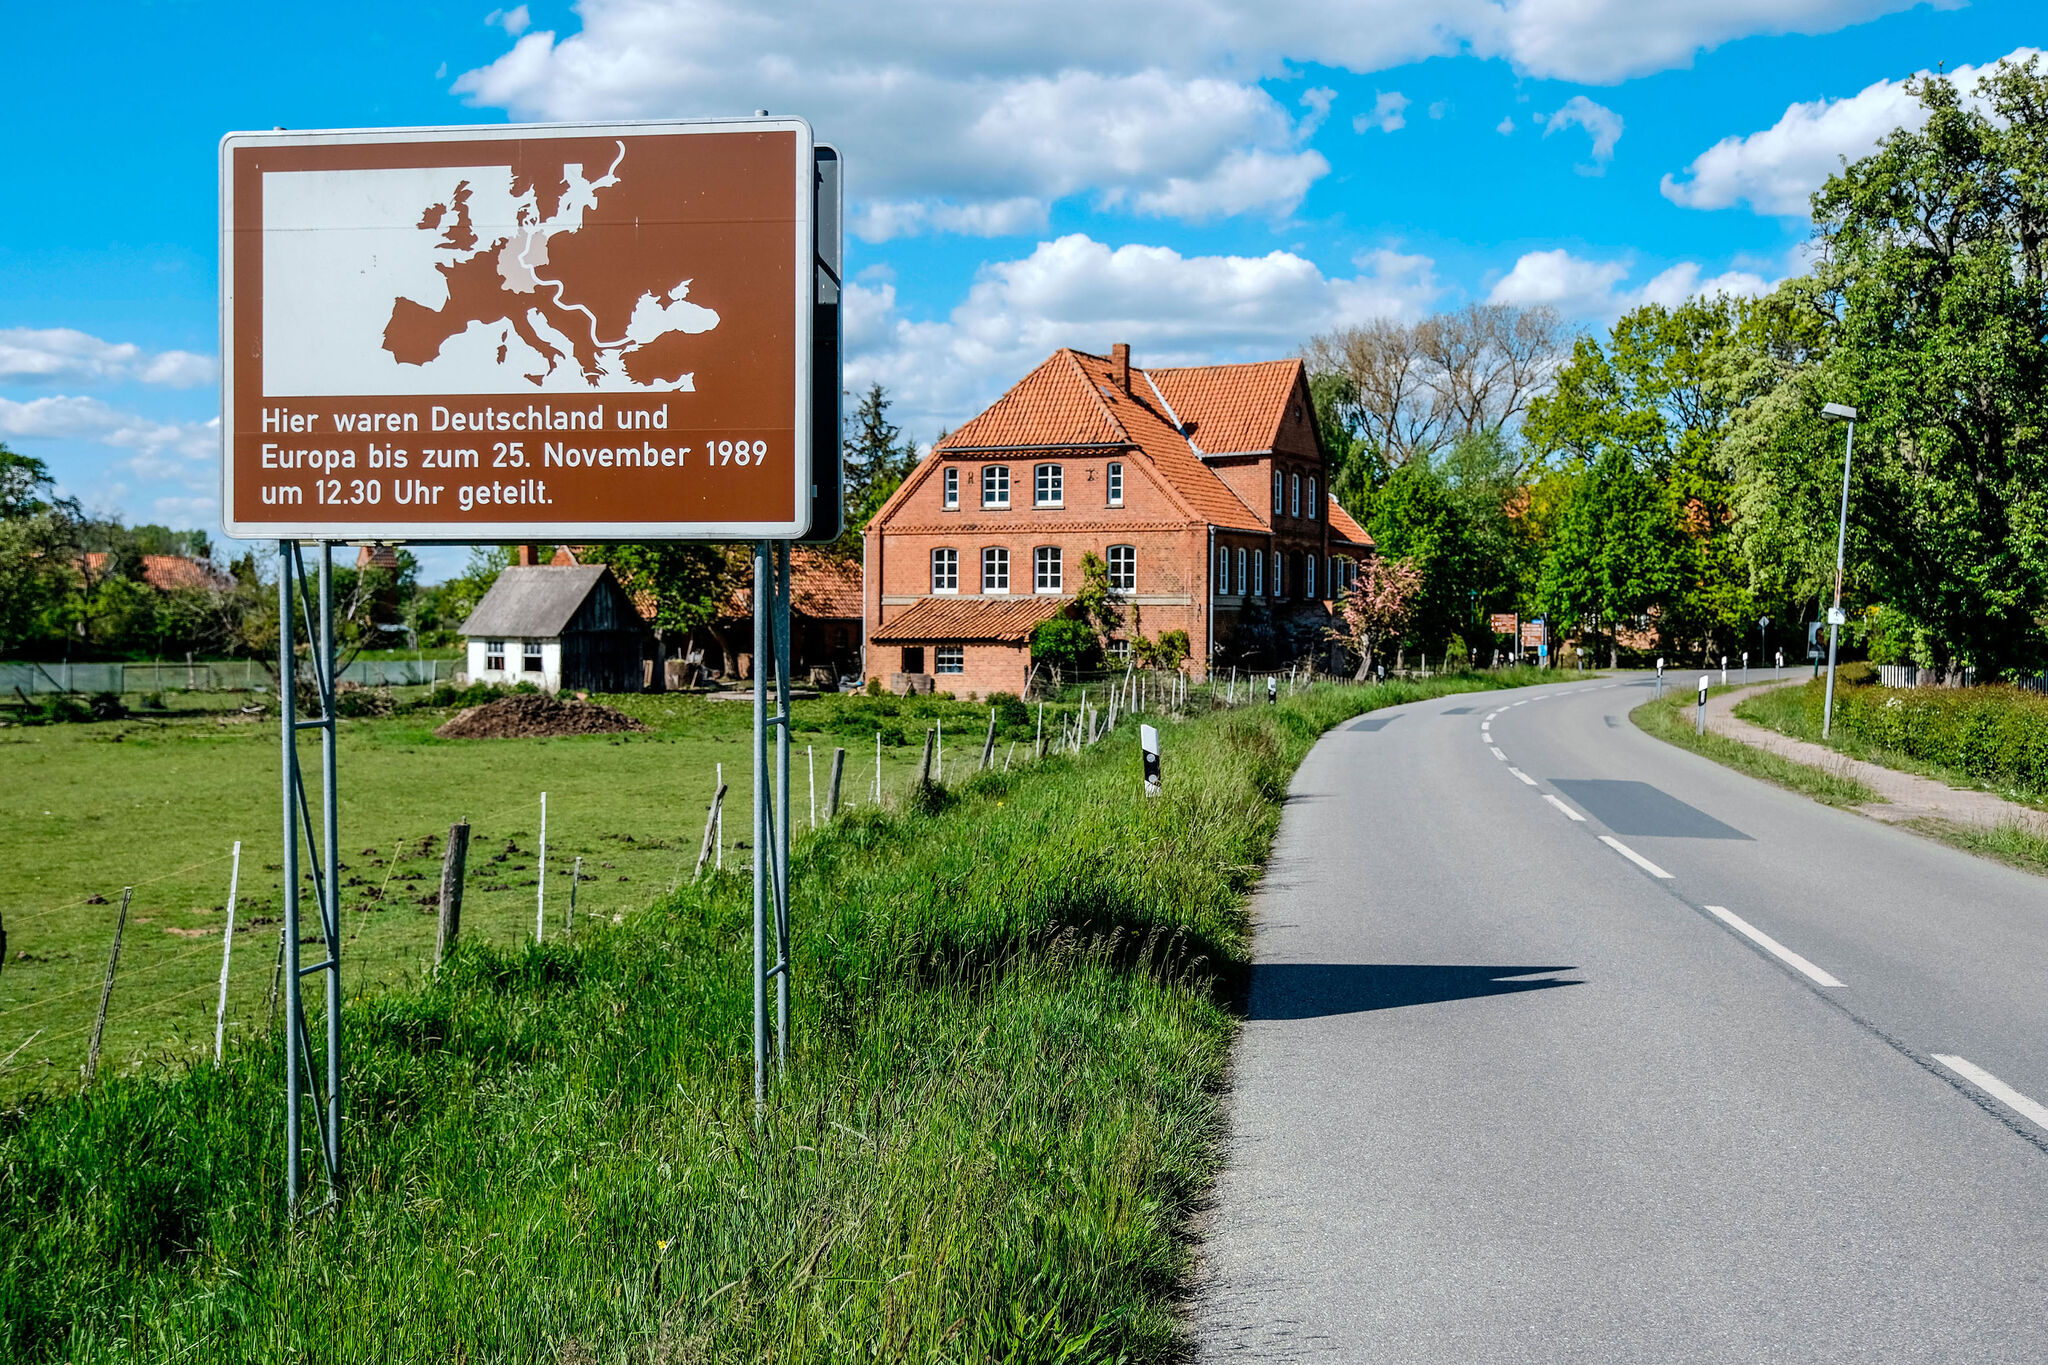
[1821,403,1858,738]
[1758,616,1769,680]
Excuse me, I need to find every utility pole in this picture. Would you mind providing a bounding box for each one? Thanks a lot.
[1821,404,1857,738]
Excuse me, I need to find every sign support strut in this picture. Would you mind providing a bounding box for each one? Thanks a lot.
[278,540,342,1218]
[752,540,796,1114]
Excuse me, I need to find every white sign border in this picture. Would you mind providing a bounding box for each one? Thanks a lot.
[219,115,816,543]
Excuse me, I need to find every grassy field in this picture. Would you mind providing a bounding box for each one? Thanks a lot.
[0,689,1055,1095]
[0,670,1540,1363]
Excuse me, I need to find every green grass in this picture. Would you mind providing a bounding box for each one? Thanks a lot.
[1631,685,1881,808]
[1899,817,2048,877]
[0,671,1538,1363]
[1735,681,2048,811]
[0,690,1059,1095]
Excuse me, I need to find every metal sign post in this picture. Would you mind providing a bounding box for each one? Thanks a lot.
[277,540,341,1218]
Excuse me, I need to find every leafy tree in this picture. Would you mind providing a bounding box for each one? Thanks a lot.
[1329,556,1423,679]
[1535,449,1678,665]
[0,444,71,520]
[842,384,919,532]
[582,542,747,686]
[1364,459,1485,654]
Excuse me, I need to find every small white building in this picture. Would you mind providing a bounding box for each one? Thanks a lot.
[459,565,650,693]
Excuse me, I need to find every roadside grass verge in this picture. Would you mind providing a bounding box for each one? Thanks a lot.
[1630,686,1880,808]
[1734,680,2048,812]
[1899,817,2048,878]
[0,672,1534,1363]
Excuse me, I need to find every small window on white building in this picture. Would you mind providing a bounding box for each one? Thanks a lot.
[523,639,544,672]
[1107,544,1136,592]
[935,645,965,674]
[983,465,1010,508]
[982,546,1010,593]
[943,467,959,509]
[1290,473,1300,518]
[1034,545,1063,593]
[1035,463,1063,507]
[486,640,506,671]
[1106,461,1124,507]
[931,547,959,593]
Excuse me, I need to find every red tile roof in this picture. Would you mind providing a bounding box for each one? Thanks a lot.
[79,553,232,592]
[928,347,1284,532]
[1147,359,1302,455]
[724,548,864,620]
[1326,496,1374,550]
[870,595,1073,644]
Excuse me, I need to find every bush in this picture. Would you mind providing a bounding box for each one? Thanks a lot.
[412,679,538,711]
[1802,678,2048,797]
[7,692,122,725]
[333,686,396,718]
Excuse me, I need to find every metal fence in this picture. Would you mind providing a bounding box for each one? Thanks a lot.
[1875,663,2048,692]
[0,658,451,695]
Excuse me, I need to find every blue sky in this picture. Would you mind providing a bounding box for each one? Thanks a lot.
[3,0,2037,580]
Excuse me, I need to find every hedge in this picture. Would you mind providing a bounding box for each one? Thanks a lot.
[1802,674,2048,797]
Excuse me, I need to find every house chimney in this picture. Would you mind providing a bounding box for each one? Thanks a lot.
[517,544,537,567]
[1111,342,1131,394]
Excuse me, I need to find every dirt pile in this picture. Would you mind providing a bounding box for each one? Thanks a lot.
[434,693,650,740]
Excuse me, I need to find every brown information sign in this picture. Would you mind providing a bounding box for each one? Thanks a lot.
[1489,613,1517,635]
[221,118,815,540]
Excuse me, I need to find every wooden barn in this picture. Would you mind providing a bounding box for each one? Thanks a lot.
[459,565,650,693]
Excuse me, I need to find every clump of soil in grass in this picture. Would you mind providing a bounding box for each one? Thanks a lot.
[434,693,649,740]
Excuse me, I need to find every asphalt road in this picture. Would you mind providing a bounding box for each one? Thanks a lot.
[1196,674,2048,1362]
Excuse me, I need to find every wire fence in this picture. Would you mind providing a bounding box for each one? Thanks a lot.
[0,659,453,696]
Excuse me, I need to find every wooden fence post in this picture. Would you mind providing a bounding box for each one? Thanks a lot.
[84,886,133,1084]
[694,783,728,881]
[568,856,581,935]
[436,821,469,970]
[826,748,846,819]
[915,726,936,788]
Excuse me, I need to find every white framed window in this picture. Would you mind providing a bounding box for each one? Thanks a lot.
[1307,476,1317,516]
[1236,548,1247,594]
[1272,551,1282,598]
[523,639,544,672]
[931,547,959,593]
[1107,544,1136,592]
[983,465,1010,508]
[1034,545,1062,593]
[1217,544,1230,594]
[935,645,964,674]
[1253,551,1264,597]
[982,546,1010,593]
[485,640,506,671]
[1106,638,1132,662]
[1035,463,1063,507]
[1290,473,1300,518]
[1272,470,1283,514]
[1306,554,1317,598]
[942,467,959,509]
[1106,461,1123,507]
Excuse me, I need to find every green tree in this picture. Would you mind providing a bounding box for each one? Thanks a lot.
[1365,459,1486,655]
[842,384,919,532]
[1536,449,1679,665]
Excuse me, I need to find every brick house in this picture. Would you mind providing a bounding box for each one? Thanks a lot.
[863,344,1373,697]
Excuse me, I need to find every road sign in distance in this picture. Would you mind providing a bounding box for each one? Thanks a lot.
[1826,607,1848,626]
[1520,622,1545,647]
[221,117,815,541]
[1490,613,1517,635]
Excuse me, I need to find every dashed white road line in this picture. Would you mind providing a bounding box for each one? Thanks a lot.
[1600,835,1673,879]
[1703,905,1845,988]
[1542,794,1586,821]
[1508,767,1538,786]
[1933,1055,2048,1134]
[1490,746,1507,761]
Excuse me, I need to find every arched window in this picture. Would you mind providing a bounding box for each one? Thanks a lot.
[1306,554,1317,598]
[982,546,1009,593]
[982,465,1010,507]
[1107,544,1136,592]
[1034,546,1062,593]
[1290,473,1300,517]
[1106,461,1124,507]
[1236,547,1247,594]
[1271,550,1281,597]
[942,467,959,509]
[930,548,958,593]
[1272,470,1283,514]
[1217,543,1230,593]
[1252,550,1264,597]
[1307,476,1317,516]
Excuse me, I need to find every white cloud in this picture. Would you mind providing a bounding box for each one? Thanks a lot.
[1497,114,1517,135]
[1663,46,2040,216]
[846,233,1439,433]
[1428,100,1451,120]
[1355,91,1410,134]
[0,328,217,389]
[450,0,1928,237]
[485,5,530,37]
[854,197,1050,242]
[0,395,220,467]
[1487,248,1774,319]
[1543,95,1623,170]
[1299,87,1338,138]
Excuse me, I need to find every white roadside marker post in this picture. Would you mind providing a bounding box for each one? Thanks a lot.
[1697,675,1710,736]
[214,841,241,1065]
[1656,657,1665,699]
[535,791,547,943]
[1140,723,1161,797]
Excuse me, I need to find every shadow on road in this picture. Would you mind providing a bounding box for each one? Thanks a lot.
[1248,964,1581,1020]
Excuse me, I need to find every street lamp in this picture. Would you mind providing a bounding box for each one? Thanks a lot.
[1758,616,1769,678]
[1820,403,1858,738]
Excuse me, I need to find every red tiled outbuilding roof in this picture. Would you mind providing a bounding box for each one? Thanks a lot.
[1326,496,1374,551]
[870,595,1073,644]
[79,553,232,592]
[723,548,864,620]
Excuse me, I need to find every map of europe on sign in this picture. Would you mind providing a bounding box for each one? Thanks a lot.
[264,145,725,396]
[222,120,815,539]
